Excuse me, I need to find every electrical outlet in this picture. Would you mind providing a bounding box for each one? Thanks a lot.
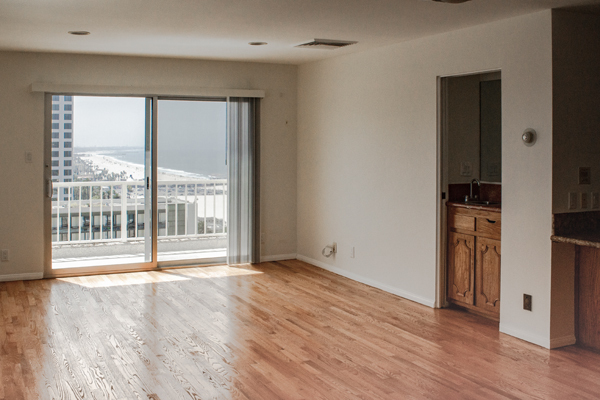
[351,246,355,258]
[1,249,8,262]
[25,151,33,163]
[569,192,578,210]
[581,192,589,209]
[593,192,600,209]
[523,294,532,311]
[460,162,473,177]
[260,233,265,244]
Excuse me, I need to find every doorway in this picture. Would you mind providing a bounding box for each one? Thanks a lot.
[437,71,502,310]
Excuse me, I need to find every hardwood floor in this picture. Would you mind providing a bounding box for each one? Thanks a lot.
[1,260,600,400]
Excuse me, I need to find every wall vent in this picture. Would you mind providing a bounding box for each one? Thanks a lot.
[295,39,357,50]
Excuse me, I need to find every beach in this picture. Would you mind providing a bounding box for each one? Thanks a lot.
[79,153,202,181]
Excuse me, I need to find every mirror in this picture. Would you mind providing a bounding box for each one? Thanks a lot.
[444,72,502,183]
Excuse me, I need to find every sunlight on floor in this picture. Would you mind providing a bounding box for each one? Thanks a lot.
[57,265,263,288]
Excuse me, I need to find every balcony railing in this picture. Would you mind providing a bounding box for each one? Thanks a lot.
[52,180,227,244]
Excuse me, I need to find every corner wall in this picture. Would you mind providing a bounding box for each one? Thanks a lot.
[297,11,554,347]
[0,51,298,279]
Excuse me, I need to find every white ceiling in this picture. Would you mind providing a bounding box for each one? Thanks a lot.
[1,0,600,65]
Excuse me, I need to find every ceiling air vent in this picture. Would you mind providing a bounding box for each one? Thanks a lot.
[429,0,471,3]
[295,39,357,50]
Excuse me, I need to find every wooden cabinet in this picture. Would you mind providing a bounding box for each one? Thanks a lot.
[577,246,600,351]
[447,232,475,305]
[475,237,501,314]
[447,204,501,318]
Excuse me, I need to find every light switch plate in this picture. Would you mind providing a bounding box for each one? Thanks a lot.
[581,192,589,209]
[592,192,599,209]
[579,167,591,185]
[569,192,578,210]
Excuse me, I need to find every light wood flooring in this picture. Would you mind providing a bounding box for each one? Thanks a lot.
[1,259,600,399]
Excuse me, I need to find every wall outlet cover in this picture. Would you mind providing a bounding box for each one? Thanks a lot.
[460,162,472,177]
[523,294,532,311]
[581,192,589,209]
[592,192,600,209]
[569,192,578,210]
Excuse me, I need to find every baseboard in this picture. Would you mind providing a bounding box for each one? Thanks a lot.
[260,253,297,262]
[549,335,576,349]
[296,254,436,308]
[0,272,44,282]
[499,323,551,349]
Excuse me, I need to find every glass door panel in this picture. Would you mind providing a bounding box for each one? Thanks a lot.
[50,96,152,269]
[156,99,227,263]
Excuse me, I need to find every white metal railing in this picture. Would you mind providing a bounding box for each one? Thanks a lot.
[51,179,227,244]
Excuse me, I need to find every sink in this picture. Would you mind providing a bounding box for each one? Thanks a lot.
[464,200,500,206]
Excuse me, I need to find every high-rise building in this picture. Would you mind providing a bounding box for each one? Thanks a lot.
[51,95,74,200]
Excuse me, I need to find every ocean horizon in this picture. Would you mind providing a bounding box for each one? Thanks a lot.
[76,146,226,180]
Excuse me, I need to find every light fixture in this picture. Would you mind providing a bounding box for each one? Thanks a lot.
[522,129,537,146]
[68,31,90,36]
[248,42,267,46]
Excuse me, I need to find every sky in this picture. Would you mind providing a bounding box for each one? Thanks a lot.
[74,96,146,147]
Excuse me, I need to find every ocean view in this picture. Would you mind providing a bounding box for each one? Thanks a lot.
[75,146,227,180]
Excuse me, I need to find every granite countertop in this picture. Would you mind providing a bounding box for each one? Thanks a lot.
[551,234,600,249]
[552,211,600,248]
[446,201,501,212]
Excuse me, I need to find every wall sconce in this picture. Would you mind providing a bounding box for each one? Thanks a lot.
[522,129,537,147]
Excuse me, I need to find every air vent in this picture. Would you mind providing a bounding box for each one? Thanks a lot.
[429,0,471,3]
[295,39,357,50]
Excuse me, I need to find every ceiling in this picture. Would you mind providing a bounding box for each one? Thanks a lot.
[1,0,600,65]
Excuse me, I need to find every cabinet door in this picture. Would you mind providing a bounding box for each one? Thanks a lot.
[447,232,475,305]
[475,237,501,314]
[577,246,600,351]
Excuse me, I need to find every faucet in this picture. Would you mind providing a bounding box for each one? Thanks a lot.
[470,179,480,200]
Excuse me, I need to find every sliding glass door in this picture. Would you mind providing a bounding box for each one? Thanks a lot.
[47,95,230,274]
[156,99,228,263]
[49,96,153,270]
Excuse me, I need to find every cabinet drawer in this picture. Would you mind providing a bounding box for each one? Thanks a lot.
[449,213,475,231]
[477,217,501,238]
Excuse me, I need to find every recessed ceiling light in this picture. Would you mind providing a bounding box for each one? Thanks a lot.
[248,42,267,46]
[68,31,90,36]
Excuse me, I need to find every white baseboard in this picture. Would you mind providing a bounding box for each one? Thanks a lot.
[549,335,576,349]
[0,272,44,282]
[296,254,435,308]
[499,323,551,349]
[260,253,297,262]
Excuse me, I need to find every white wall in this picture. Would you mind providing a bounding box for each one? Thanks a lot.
[552,10,600,214]
[297,11,554,347]
[0,51,298,279]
